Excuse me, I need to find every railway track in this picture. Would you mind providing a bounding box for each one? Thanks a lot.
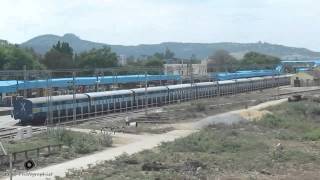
[58,107,162,126]
[0,127,46,140]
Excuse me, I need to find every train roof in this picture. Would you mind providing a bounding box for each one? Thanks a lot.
[195,82,217,87]
[131,86,168,93]
[27,94,88,104]
[85,90,133,98]
[218,80,236,84]
[167,84,192,90]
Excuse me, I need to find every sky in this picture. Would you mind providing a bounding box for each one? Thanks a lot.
[0,0,319,51]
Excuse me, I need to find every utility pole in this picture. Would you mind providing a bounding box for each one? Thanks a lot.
[23,65,27,98]
[46,71,53,126]
[72,71,76,125]
[144,72,148,115]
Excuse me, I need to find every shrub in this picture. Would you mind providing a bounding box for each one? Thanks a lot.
[287,102,308,116]
[98,133,113,147]
[47,127,74,146]
[73,135,99,154]
[303,128,320,141]
[189,102,206,112]
[275,130,298,140]
[272,149,318,163]
[258,114,285,128]
[309,106,320,116]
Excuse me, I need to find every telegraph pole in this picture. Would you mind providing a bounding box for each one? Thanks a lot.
[72,71,76,124]
[144,72,148,115]
[46,71,53,126]
[23,65,27,98]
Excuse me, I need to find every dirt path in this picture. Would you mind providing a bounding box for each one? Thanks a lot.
[3,98,288,180]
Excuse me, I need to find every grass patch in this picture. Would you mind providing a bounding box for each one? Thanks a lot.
[258,101,320,140]
[303,128,320,141]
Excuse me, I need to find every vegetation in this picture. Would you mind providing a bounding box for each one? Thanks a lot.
[0,129,113,175]
[1,37,281,73]
[0,40,172,73]
[60,100,320,179]
[42,41,75,69]
[207,49,238,72]
[0,41,43,70]
[46,128,113,154]
[256,101,320,141]
[76,46,118,69]
[240,51,281,69]
[3,128,112,155]
[207,50,281,72]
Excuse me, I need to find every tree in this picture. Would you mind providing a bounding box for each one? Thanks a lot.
[0,43,43,70]
[241,52,281,69]
[77,46,118,68]
[207,50,238,72]
[164,47,175,59]
[190,54,200,64]
[42,41,74,69]
[144,56,164,67]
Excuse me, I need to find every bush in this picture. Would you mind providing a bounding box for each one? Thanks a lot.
[47,127,74,146]
[47,127,113,154]
[98,133,113,147]
[310,106,320,116]
[189,102,206,112]
[287,102,308,116]
[73,135,99,154]
[272,149,318,163]
[303,128,320,141]
[258,114,285,128]
[275,130,298,140]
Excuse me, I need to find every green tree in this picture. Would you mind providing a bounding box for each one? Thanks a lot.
[144,56,164,67]
[77,46,118,68]
[164,47,175,59]
[42,41,74,69]
[0,43,43,70]
[190,54,200,64]
[207,49,238,72]
[241,52,281,69]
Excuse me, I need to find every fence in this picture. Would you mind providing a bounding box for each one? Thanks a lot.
[0,144,62,166]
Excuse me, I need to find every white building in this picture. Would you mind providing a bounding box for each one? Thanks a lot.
[164,59,207,77]
[118,55,127,65]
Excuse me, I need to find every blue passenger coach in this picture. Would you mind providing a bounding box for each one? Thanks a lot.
[13,75,292,124]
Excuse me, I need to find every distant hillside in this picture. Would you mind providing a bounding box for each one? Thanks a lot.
[21,33,320,60]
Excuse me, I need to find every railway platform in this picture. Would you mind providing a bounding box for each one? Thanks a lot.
[0,107,11,116]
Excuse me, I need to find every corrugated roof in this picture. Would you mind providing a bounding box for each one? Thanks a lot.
[0,74,181,93]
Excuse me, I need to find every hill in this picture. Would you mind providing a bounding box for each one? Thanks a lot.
[20,34,320,60]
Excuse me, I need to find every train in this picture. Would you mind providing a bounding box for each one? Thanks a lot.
[13,75,292,124]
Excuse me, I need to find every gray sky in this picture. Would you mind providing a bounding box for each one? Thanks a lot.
[1,0,319,51]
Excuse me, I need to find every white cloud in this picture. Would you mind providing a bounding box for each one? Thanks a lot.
[0,0,319,50]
